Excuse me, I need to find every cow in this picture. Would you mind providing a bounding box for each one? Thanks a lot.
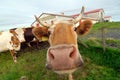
[23,27,35,47]
[32,16,49,42]
[11,28,26,43]
[33,6,93,80]
[32,27,49,42]
[21,17,49,49]
[21,26,49,49]
[11,27,35,47]
[0,28,25,62]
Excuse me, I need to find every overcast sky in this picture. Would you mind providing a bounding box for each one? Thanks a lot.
[0,0,120,30]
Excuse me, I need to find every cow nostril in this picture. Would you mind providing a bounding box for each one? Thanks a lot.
[69,51,74,58]
[69,47,76,59]
[49,50,55,60]
[50,53,54,59]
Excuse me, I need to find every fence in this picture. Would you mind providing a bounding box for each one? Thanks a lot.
[79,27,120,51]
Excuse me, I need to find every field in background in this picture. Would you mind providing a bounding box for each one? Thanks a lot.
[0,22,120,80]
[80,22,120,50]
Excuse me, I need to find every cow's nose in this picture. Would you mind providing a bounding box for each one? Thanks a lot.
[48,46,76,60]
[46,45,83,71]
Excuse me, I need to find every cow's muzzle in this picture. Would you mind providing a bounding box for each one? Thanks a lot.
[46,45,83,74]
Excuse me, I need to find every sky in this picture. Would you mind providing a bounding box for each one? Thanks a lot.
[0,0,120,30]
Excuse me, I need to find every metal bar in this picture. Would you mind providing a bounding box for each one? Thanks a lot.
[82,17,99,21]
[31,13,74,27]
[31,13,100,26]
[31,13,75,26]
[41,13,73,18]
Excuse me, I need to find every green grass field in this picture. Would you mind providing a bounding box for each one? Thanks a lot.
[0,22,120,80]
[92,21,120,30]
[0,40,120,80]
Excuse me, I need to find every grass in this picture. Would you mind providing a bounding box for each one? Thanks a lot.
[92,22,120,30]
[0,40,120,80]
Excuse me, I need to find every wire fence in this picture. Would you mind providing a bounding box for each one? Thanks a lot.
[79,27,120,51]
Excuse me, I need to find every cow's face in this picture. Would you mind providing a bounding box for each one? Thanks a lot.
[46,19,92,74]
[46,21,84,74]
[9,30,20,48]
[15,28,25,42]
[35,6,93,74]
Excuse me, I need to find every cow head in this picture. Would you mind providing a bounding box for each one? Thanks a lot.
[35,6,93,75]
[10,30,20,48]
[32,27,49,41]
[14,28,25,42]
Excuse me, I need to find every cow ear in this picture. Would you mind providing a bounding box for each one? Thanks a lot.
[75,19,93,35]
[10,30,14,33]
[10,30,18,35]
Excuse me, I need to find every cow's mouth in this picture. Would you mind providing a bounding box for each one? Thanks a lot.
[54,68,77,74]
[46,63,78,74]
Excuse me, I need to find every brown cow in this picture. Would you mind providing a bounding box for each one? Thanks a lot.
[33,6,93,80]
[32,27,49,41]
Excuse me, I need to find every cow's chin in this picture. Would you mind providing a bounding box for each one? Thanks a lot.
[54,68,76,74]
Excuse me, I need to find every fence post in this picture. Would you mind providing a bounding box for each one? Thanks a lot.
[101,27,106,52]
[99,10,106,52]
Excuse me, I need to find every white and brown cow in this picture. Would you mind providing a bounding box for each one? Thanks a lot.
[0,28,25,62]
[12,28,26,43]
[33,7,93,80]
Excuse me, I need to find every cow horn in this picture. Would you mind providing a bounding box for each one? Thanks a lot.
[34,15,49,27]
[74,6,84,23]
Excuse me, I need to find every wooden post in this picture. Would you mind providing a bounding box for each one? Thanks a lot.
[99,10,106,52]
[101,27,106,52]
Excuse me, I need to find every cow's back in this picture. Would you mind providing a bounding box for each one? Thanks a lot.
[0,31,13,52]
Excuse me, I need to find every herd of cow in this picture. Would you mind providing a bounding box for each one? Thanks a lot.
[0,7,93,80]
[0,25,49,62]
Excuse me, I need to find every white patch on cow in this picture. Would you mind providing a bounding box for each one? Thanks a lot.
[0,30,21,52]
[14,43,21,51]
[0,31,13,52]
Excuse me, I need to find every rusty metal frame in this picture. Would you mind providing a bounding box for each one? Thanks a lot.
[31,12,99,27]
[31,13,75,27]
